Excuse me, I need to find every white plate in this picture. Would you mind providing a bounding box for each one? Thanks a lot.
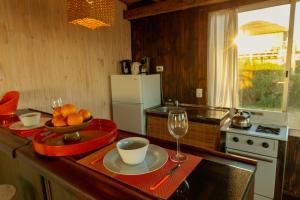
[9,117,51,131]
[103,144,168,175]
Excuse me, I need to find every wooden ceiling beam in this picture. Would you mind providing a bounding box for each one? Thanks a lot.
[119,0,142,5]
[124,0,230,20]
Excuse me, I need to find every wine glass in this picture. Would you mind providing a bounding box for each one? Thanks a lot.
[168,109,188,162]
[51,97,63,110]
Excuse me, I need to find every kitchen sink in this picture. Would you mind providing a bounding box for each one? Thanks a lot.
[151,106,185,113]
[147,105,230,122]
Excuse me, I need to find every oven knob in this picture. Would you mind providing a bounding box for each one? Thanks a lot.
[233,137,239,142]
[247,139,254,145]
[262,142,269,148]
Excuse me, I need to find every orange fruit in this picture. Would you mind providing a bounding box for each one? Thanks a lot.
[67,113,83,126]
[52,116,67,127]
[61,104,77,117]
[52,107,62,117]
[78,109,91,120]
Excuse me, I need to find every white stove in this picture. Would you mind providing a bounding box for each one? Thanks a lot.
[222,123,288,200]
[223,123,288,141]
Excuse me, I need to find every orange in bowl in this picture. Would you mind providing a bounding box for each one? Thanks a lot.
[61,104,77,117]
[67,113,83,126]
[52,107,62,117]
[52,116,67,127]
[78,109,91,121]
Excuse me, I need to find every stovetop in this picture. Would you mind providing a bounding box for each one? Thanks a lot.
[222,123,288,141]
[256,125,280,135]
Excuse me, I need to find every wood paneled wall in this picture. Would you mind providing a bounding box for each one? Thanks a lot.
[131,0,270,105]
[131,7,208,105]
[0,0,131,118]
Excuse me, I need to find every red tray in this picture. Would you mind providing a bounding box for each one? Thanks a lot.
[32,119,118,156]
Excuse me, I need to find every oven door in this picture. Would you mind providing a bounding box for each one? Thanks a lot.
[226,148,277,199]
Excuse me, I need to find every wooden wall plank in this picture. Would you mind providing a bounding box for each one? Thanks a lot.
[131,7,208,105]
[0,0,131,119]
[284,135,300,198]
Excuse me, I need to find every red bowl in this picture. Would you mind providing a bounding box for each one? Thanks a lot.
[0,91,20,115]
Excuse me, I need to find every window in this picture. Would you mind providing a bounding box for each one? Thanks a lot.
[236,4,291,111]
[207,0,300,120]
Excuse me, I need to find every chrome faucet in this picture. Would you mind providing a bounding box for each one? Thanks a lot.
[167,98,179,107]
[173,99,179,107]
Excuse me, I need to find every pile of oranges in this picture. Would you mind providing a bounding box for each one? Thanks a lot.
[52,104,91,127]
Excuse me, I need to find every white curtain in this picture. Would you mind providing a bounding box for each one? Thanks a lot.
[207,9,238,108]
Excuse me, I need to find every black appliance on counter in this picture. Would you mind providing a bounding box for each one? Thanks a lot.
[120,56,150,75]
[120,60,131,74]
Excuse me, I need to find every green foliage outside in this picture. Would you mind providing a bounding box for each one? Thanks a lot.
[238,59,284,111]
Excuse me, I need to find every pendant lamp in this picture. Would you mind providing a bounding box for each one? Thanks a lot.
[66,0,114,29]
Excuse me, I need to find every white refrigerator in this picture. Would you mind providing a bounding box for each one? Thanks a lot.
[111,74,161,135]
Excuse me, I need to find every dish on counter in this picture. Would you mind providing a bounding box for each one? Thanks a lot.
[103,144,168,175]
[117,137,150,165]
[19,112,41,127]
[9,117,51,131]
[44,116,93,134]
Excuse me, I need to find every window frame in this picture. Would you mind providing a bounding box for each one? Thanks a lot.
[235,0,297,114]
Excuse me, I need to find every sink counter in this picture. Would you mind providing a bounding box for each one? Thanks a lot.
[146,105,229,125]
[146,106,229,150]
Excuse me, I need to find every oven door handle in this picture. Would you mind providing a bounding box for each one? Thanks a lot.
[227,149,274,163]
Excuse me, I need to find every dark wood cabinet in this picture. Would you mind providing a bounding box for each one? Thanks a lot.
[283,135,300,199]
[0,151,45,200]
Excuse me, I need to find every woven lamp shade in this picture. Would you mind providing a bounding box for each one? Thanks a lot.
[67,0,114,29]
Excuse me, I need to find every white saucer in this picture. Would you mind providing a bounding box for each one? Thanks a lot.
[103,144,168,175]
[9,117,51,131]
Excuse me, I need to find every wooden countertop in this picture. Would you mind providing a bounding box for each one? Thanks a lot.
[146,105,230,125]
[0,110,256,200]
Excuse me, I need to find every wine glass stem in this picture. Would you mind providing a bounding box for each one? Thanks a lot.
[177,137,180,155]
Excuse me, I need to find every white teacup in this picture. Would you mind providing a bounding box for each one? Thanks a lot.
[19,112,41,127]
[117,137,149,165]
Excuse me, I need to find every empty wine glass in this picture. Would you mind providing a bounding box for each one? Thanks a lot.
[51,97,63,110]
[168,109,188,162]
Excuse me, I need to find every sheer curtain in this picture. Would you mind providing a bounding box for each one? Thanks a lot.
[207,9,238,108]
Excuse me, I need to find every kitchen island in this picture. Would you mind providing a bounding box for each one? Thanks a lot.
[0,111,255,200]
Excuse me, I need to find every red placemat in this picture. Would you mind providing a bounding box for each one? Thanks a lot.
[0,114,45,138]
[14,127,48,138]
[77,143,202,199]
[0,115,19,128]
